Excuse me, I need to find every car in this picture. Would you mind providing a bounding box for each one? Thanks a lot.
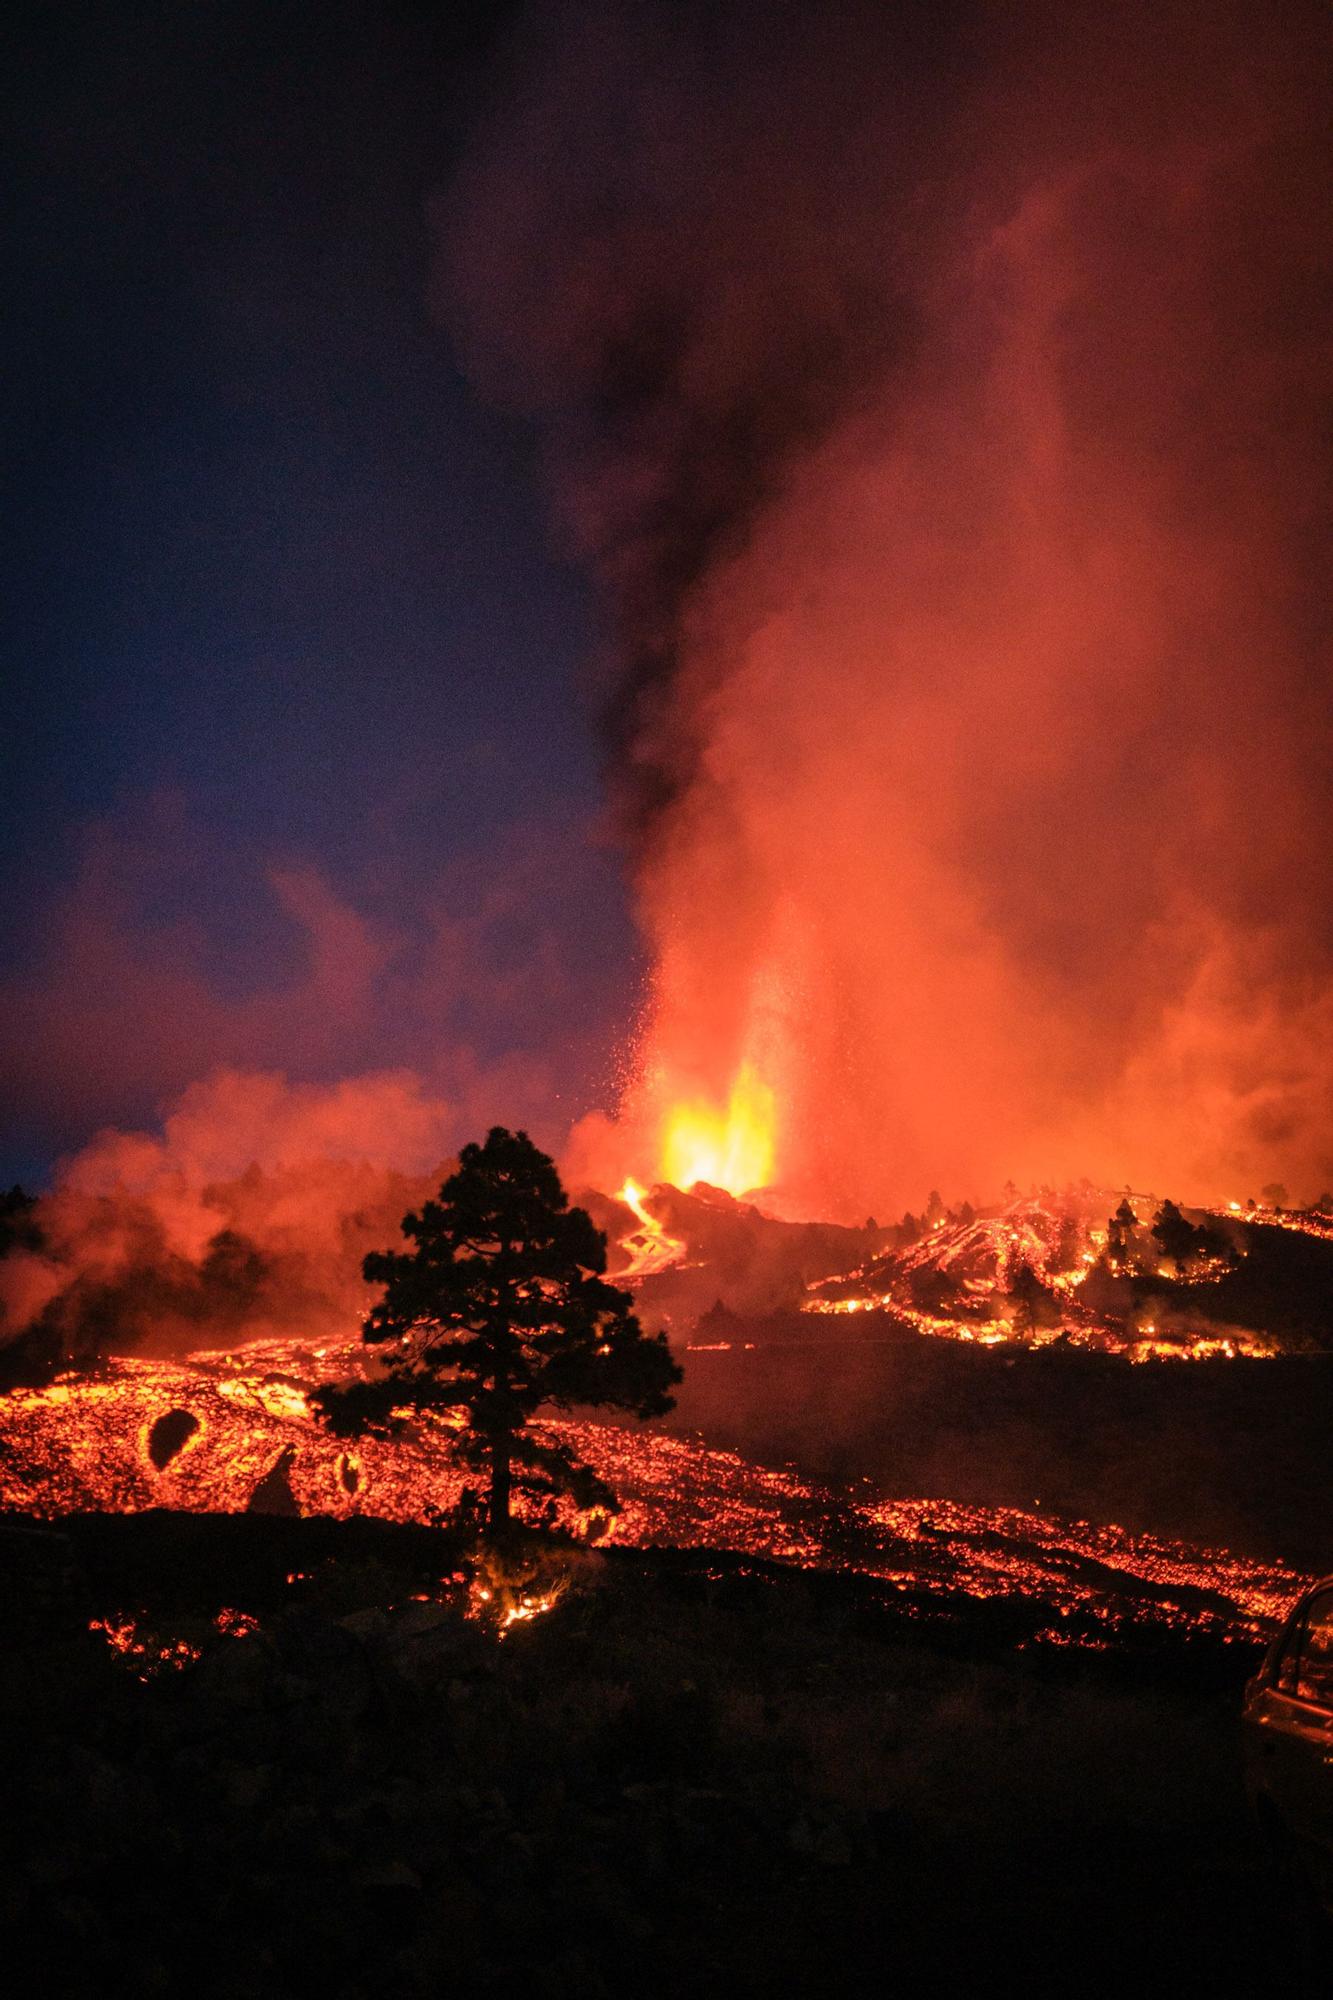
[1243,1574,1333,1912]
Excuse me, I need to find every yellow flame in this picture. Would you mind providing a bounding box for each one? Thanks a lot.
[619,1177,655,1230]
[660,1063,775,1196]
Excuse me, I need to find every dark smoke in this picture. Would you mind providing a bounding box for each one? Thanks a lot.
[444,0,952,839]
[444,0,1332,1214]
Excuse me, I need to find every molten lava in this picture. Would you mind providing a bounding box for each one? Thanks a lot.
[800,1191,1287,1361]
[616,1178,687,1277]
[659,1062,775,1199]
[0,1335,1310,1648]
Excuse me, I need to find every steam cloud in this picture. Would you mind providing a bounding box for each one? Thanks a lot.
[445,0,1331,1215]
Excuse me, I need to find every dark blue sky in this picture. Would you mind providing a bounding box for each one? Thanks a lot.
[2,2,640,1181]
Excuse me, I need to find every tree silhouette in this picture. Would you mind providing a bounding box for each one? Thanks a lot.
[1150,1199,1230,1274]
[0,1184,42,1258]
[1006,1258,1058,1335]
[312,1128,680,1533]
[1105,1198,1138,1269]
[1150,1198,1197,1269]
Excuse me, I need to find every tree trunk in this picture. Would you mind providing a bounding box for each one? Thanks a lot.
[489,1430,511,1535]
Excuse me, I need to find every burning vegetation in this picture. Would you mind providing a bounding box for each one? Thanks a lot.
[4,2,1330,1989]
[798,1188,1284,1361]
[2,1128,1330,1651]
[6,1499,1315,1998]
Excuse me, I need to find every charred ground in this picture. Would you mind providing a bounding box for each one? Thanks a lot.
[1,1509,1326,1997]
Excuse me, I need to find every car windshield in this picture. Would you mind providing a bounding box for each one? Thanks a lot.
[1275,1588,1333,1708]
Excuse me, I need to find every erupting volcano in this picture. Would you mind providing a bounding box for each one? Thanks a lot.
[1,0,1328,1756]
[446,0,1332,1224]
[657,1063,776,1207]
[4,5,1332,1984]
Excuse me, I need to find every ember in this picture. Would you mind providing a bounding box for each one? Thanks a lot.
[466,1547,569,1636]
[87,1613,201,1678]
[87,1602,264,1676]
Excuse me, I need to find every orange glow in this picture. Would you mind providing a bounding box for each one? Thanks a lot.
[619,1176,656,1231]
[13,1334,1308,1646]
[616,1177,686,1276]
[798,1191,1282,1361]
[660,1063,775,1196]
[540,8,1330,1222]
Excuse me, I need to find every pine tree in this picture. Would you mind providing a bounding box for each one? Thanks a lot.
[1006,1258,1052,1335]
[1150,1198,1198,1270]
[313,1128,681,1533]
[1105,1197,1138,1270]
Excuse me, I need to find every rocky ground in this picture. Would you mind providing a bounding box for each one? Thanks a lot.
[0,1512,1325,1996]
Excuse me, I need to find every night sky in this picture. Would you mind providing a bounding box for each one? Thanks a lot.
[3,2,637,1183]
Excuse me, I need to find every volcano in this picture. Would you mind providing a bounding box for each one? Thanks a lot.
[592,1179,1333,1361]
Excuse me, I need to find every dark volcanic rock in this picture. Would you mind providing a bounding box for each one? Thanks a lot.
[147,1408,200,1470]
[0,1521,85,1638]
[246,1445,300,1517]
[0,1513,1318,1997]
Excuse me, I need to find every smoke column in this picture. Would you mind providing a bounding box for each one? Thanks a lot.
[445,0,1331,1215]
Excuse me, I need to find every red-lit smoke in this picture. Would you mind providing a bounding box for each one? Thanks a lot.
[0,1070,453,1361]
[446,0,1332,1215]
[0,800,634,1360]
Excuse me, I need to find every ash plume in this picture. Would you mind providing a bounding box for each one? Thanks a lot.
[444,0,1332,1215]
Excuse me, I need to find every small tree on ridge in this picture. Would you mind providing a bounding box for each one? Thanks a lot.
[313,1128,681,1534]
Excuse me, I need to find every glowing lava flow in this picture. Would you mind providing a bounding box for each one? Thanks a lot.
[801,1194,1282,1360]
[1208,1201,1333,1245]
[660,1062,775,1198]
[616,1178,687,1277]
[0,1337,1312,1646]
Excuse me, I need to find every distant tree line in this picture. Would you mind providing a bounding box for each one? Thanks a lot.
[1103,1196,1235,1278]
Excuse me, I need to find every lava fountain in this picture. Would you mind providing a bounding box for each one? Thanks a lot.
[659,1061,776,1200]
[449,0,1333,1220]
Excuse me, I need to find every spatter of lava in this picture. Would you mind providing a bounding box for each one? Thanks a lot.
[0,1336,1308,1647]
